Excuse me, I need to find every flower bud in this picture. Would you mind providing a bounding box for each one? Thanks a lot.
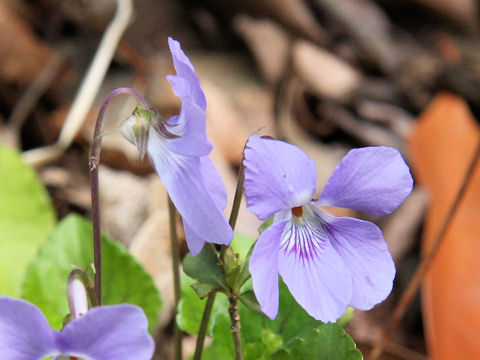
[119,106,152,160]
[70,278,88,319]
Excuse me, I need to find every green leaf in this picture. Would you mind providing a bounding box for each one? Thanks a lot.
[230,232,256,289]
[261,329,284,356]
[0,144,55,296]
[269,323,362,360]
[230,232,256,261]
[265,281,322,340]
[183,245,228,289]
[192,283,219,299]
[177,274,228,335]
[201,279,360,360]
[21,214,161,333]
[177,275,206,335]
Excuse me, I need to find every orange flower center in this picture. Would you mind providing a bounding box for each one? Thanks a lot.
[292,206,303,217]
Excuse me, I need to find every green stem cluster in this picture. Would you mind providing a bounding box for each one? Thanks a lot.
[193,165,245,360]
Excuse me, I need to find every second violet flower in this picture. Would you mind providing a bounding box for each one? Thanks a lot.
[243,135,413,323]
[146,38,233,255]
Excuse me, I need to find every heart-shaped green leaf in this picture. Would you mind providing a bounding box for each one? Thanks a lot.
[22,214,161,333]
[0,144,55,296]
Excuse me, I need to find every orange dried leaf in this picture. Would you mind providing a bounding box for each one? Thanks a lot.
[408,93,480,360]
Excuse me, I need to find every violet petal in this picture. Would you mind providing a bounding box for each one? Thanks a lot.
[318,209,396,310]
[57,304,153,360]
[167,37,206,111]
[243,135,317,220]
[0,297,57,360]
[249,220,286,319]
[148,129,233,254]
[277,209,352,322]
[166,37,211,157]
[182,156,228,256]
[318,146,413,215]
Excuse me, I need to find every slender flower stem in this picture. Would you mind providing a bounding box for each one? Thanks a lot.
[168,196,182,360]
[226,165,245,360]
[229,294,243,360]
[228,164,245,230]
[193,293,215,360]
[89,87,150,305]
[193,164,245,360]
[369,139,480,360]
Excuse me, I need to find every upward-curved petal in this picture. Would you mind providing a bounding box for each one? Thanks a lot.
[148,129,233,254]
[166,38,211,157]
[0,297,57,360]
[168,37,206,111]
[243,135,317,220]
[57,305,153,360]
[317,209,396,310]
[277,208,352,322]
[318,146,413,215]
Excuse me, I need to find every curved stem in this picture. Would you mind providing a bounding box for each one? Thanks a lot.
[193,164,245,360]
[369,139,480,360]
[168,196,182,360]
[89,87,150,305]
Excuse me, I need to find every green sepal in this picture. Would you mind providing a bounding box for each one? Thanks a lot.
[336,306,354,328]
[223,246,243,291]
[237,242,255,288]
[258,215,274,234]
[183,245,228,290]
[238,290,262,315]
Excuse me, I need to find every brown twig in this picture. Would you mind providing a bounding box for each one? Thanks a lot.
[6,53,63,147]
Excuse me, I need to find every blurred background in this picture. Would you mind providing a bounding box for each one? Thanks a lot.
[1,0,480,359]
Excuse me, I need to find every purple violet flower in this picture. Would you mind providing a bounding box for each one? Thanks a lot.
[147,37,233,255]
[243,135,413,322]
[0,296,154,360]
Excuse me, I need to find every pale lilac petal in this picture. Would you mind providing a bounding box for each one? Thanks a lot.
[199,156,227,211]
[57,305,153,360]
[148,129,233,254]
[182,156,229,256]
[318,146,413,215]
[243,135,317,220]
[168,37,206,110]
[0,297,57,360]
[277,208,352,322]
[250,221,286,319]
[318,209,396,310]
[166,93,212,157]
[166,37,211,157]
[183,222,207,256]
